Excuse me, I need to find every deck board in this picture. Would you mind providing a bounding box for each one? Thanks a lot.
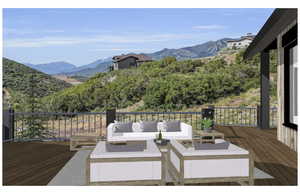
[2,126,297,185]
[3,141,75,185]
[215,126,297,185]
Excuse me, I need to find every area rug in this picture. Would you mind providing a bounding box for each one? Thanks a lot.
[48,150,274,186]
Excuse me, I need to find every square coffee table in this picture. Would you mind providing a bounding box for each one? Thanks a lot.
[168,139,254,185]
[86,140,164,185]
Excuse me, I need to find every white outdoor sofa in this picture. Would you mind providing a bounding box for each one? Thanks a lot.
[107,121,193,142]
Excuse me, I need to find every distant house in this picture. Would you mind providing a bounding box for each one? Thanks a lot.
[227,33,255,49]
[112,54,153,70]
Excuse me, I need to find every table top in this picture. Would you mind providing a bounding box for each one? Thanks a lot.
[194,130,224,136]
[90,140,161,159]
[170,139,249,156]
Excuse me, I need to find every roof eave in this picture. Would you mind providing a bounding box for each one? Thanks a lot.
[244,8,297,59]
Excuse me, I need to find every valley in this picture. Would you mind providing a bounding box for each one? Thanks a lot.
[3,44,278,113]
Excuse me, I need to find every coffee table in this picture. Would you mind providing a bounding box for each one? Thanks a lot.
[168,139,254,185]
[70,136,102,151]
[86,140,164,185]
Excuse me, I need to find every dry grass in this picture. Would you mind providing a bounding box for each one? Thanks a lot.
[52,75,82,85]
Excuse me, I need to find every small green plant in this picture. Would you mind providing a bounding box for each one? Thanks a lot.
[201,118,213,130]
[158,130,163,140]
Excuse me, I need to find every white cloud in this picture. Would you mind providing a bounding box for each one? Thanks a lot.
[89,48,155,52]
[4,33,201,48]
[4,28,65,35]
[192,25,226,30]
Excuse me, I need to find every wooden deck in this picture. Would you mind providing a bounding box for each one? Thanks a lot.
[3,141,75,185]
[214,126,297,186]
[2,126,297,186]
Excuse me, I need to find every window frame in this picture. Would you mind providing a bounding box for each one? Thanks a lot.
[283,39,298,130]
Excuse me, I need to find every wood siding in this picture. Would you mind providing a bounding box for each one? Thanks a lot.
[115,57,137,70]
[277,20,298,152]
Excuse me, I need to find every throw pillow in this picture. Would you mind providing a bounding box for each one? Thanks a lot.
[114,122,133,133]
[163,120,181,132]
[140,121,158,132]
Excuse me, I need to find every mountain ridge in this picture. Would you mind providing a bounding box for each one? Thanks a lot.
[144,38,232,60]
[25,61,77,75]
[23,37,233,77]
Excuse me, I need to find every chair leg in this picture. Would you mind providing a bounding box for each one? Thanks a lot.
[249,178,254,186]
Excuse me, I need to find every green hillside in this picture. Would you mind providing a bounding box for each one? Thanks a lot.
[3,58,72,97]
[44,49,277,112]
[3,58,72,110]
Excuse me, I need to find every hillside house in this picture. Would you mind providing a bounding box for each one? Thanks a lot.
[244,8,298,151]
[227,33,255,49]
[112,54,152,70]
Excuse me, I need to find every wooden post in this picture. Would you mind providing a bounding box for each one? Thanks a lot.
[260,50,270,129]
[10,108,15,140]
[256,105,260,128]
[3,108,15,141]
[106,109,116,127]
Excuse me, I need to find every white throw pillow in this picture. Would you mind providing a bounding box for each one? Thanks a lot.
[132,122,143,132]
[158,122,166,132]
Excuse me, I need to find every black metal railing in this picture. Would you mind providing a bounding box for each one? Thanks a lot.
[214,107,257,127]
[214,106,277,127]
[6,106,278,141]
[13,112,106,141]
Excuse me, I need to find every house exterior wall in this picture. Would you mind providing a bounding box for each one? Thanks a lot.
[277,20,297,152]
[114,57,137,70]
[227,39,253,49]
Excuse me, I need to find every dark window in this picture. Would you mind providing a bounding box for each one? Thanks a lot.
[283,27,298,130]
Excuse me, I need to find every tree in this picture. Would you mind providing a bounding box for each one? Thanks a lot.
[21,71,52,139]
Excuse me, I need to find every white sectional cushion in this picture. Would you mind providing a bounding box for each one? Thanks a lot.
[107,122,193,142]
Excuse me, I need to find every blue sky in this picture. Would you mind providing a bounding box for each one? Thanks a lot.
[3,8,274,66]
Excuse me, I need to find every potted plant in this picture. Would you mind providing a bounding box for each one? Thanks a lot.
[201,118,213,132]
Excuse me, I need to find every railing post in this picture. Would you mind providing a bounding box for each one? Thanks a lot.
[257,105,260,128]
[9,108,15,140]
[106,109,116,127]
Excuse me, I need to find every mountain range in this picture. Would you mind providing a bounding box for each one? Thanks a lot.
[25,61,77,75]
[145,38,231,60]
[24,38,232,77]
[25,57,112,76]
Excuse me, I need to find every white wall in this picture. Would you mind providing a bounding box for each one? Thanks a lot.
[227,39,252,49]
